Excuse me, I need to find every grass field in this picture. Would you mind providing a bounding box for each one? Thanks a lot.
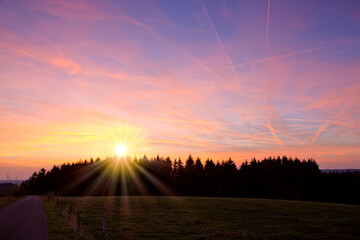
[43,197,83,240]
[51,196,360,240]
[0,196,24,208]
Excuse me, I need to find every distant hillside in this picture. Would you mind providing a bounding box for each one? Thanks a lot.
[0,180,24,185]
[321,169,360,173]
[0,183,15,195]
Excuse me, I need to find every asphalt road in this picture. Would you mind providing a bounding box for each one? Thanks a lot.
[0,196,48,240]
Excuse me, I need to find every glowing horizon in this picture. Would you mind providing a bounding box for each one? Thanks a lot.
[1,0,360,179]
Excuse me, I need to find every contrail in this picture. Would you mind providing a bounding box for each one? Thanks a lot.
[301,135,312,144]
[201,1,244,95]
[277,130,301,143]
[266,0,271,49]
[217,44,335,72]
[265,118,283,145]
[311,122,328,144]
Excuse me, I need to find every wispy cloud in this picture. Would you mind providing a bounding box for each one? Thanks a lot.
[52,52,81,74]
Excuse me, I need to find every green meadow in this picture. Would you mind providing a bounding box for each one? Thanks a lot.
[45,196,360,240]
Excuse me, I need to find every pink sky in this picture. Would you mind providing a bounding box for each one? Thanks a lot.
[1,0,360,179]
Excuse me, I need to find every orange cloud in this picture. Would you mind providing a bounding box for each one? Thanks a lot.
[52,54,81,74]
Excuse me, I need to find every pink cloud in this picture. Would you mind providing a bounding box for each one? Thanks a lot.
[52,52,81,74]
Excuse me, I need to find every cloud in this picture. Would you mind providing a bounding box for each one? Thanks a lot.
[52,53,81,74]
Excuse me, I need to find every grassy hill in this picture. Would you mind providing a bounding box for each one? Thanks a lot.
[48,196,360,240]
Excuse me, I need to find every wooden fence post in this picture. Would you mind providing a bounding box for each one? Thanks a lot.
[101,204,107,240]
[68,202,73,220]
[57,191,60,208]
[77,212,80,232]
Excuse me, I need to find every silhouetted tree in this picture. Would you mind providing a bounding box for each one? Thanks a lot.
[185,155,195,174]
[20,155,360,205]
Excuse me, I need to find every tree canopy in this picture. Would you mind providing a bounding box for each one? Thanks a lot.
[21,155,360,205]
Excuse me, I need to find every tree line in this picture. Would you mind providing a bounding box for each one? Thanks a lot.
[20,155,360,204]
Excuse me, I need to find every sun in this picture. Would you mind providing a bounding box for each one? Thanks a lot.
[115,145,126,156]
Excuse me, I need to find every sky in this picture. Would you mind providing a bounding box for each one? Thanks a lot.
[1,0,360,179]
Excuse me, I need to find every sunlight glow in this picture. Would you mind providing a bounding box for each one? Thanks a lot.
[116,145,126,156]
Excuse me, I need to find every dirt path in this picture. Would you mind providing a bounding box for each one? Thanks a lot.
[0,196,48,240]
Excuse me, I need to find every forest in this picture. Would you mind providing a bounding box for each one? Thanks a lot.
[21,155,360,205]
